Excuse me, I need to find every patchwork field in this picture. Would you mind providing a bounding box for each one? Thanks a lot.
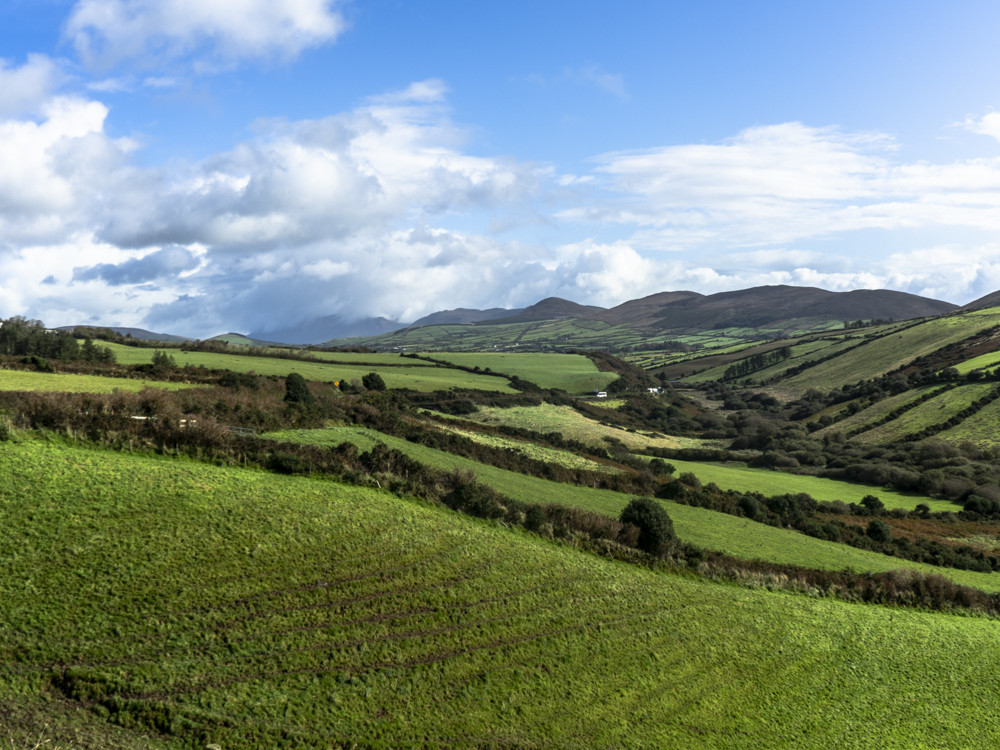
[662,457,958,513]
[777,312,1000,393]
[426,351,618,393]
[96,342,517,393]
[267,426,992,589]
[850,383,995,444]
[461,402,692,450]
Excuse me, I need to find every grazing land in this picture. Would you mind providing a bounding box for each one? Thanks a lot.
[424,351,618,392]
[8,301,1000,747]
[0,368,196,393]
[4,437,1000,749]
[96,342,518,392]
[462,403,694,450]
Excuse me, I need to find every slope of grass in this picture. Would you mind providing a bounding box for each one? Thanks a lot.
[933,396,1000,448]
[662,458,957,513]
[463,402,690,450]
[5,436,1000,748]
[812,386,939,438]
[852,383,995,444]
[0,368,196,393]
[269,426,997,591]
[426,351,618,393]
[777,312,1000,393]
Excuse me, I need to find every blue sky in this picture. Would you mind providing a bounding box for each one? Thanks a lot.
[2,0,1000,337]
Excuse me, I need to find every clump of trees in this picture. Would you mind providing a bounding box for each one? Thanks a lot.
[0,317,115,364]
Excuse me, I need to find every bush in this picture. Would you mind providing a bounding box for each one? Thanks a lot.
[866,519,893,543]
[284,372,315,405]
[619,497,676,557]
[362,372,387,391]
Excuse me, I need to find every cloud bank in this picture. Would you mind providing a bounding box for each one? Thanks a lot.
[4,2,1000,337]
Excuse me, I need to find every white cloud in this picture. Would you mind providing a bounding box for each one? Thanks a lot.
[65,0,346,70]
[0,55,63,116]
[964,112,1000,142]
[575,122,1000,252]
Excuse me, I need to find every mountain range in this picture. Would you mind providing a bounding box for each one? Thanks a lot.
[62,284,966,348]
[247,284,957,348]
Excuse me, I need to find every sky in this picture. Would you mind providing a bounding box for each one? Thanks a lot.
[2,1,1000,338]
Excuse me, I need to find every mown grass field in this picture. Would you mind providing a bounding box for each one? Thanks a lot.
[425,352,618,393]
[267,426,995,590]
[0,368,196,393]
[4,436,1000,748]
[97,342,517,393]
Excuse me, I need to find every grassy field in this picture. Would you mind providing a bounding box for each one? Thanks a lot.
[662,457,958,513]
[934,396,1000,447]
[462,402,692,450]
[267,426,996,590]
[850,383,995,444]
[97,342,517,393]
[5,436,1000,748]
[425,352,618,393]
[775,312,1000,393]
[0,368,196,393]
[811,386,940,437]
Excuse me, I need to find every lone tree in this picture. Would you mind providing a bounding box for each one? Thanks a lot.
[619,497,676,557]
[362,371,386,391]
[284,372,315,405]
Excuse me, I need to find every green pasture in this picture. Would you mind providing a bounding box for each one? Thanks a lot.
[464,402,690,450]
[812,386,939,437]
[6,438,1000,747]
[268,426,993,591]
[851,383,995,444]
[97,342,516,393]
[777,312,1000,393]
[432,423,622,474]
[954,349,1000,375]
[934,396,1000,448]
[426,351,619,393]
[662,457,958,513]
[0,368,195,394]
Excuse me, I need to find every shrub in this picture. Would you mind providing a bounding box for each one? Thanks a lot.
[619,497,676,557]
[866,519,893,543]
[284,373,315,405]
[362,372,387,391]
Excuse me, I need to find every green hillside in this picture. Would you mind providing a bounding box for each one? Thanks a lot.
[5,437,1000,748]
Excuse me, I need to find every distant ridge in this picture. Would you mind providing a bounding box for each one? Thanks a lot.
[479,297,605,324]
[249,315,406,345]
[961,290,1000,312]
[410,307,519,326]
[632,285,956,331]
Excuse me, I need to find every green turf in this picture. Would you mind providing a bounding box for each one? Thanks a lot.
[5,436,1000,748]
[0,368,196,393]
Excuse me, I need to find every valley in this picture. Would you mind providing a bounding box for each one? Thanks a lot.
[4,290,1000,747]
